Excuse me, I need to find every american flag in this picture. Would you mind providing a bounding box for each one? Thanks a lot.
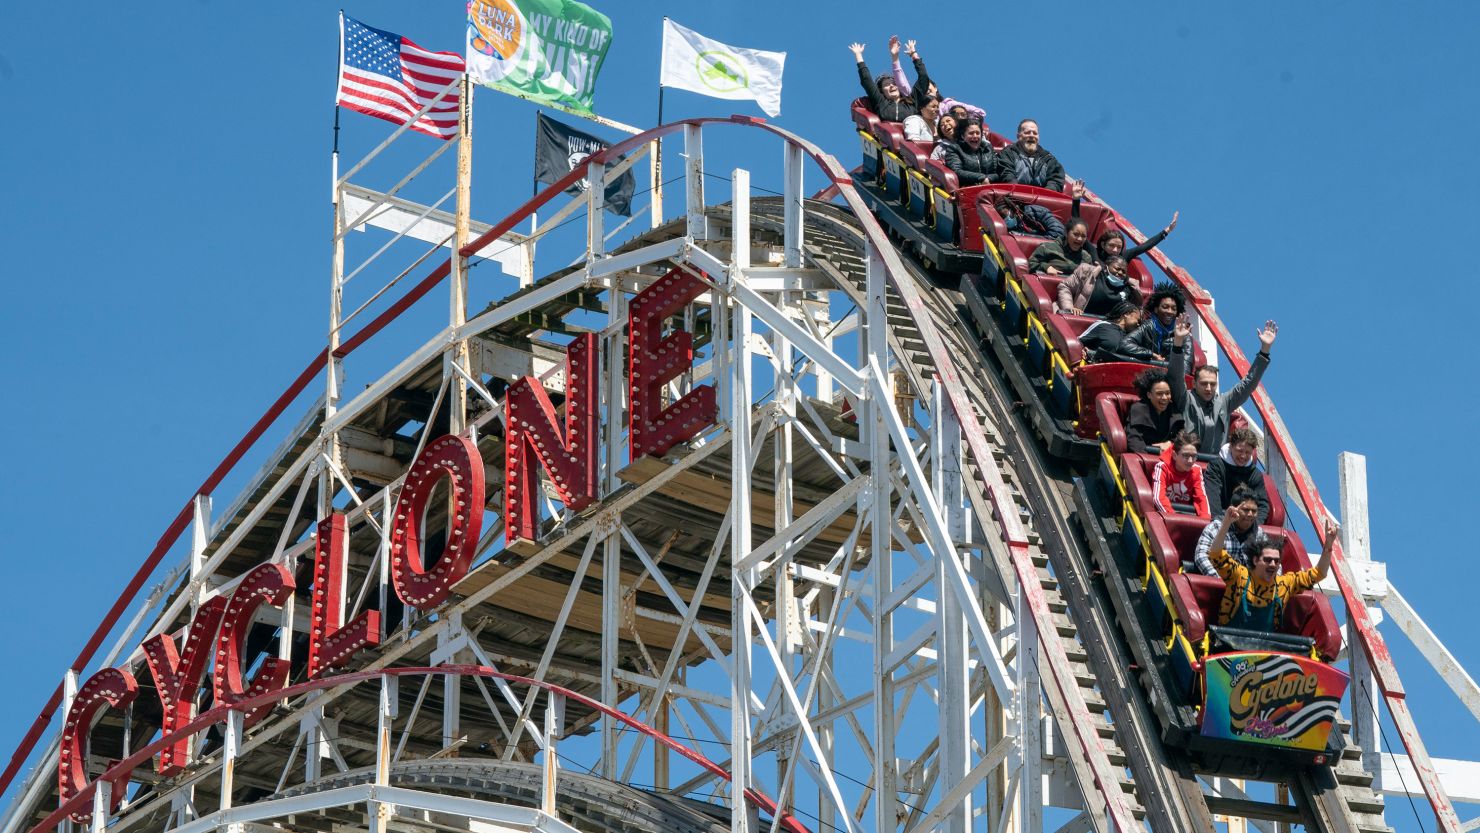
[337,15,465,140]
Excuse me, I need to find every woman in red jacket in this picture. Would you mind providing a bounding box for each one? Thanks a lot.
[1152,430,1210,518]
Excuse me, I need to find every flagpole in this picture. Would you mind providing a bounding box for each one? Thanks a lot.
[332,10,344,207]
[652,85,664,230]
[652,16,670,231]
[449,73,474,436]
[529,110,540,285]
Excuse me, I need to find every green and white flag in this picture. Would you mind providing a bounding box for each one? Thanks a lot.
[466,0,613,115]
[659,19,785,118]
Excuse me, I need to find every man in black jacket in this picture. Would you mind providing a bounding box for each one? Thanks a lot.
[849,43,917,123]
[943,122,997,185]
[993,119,1066,191]
[1204,427,1272,522]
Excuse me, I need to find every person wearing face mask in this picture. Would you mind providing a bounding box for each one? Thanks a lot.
[1057,255,1140,316]
[849,42,917,123]
[992,119,1065,192]
[1129,283,1185,358]
[1204,428,1272,522]
[1178,321,1278,455]
[1028,217,1097,274]
[1206,514,1338,634]
[942,121,998,186]
[1123,318,1191,452]
[992,195,1063,239]
[1194,486,1263,575]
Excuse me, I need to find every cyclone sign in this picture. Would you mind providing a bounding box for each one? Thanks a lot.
[1201,652,1348,751]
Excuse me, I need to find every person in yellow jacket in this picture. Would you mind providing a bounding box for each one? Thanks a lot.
[1205,507,1338,633]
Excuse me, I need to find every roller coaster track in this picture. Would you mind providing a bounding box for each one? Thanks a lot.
[746,198,1395,833]
[0,116,1460,833]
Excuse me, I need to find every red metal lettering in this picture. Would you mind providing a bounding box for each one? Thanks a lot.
[628,267,717,459]
[140,596,226,775]
[307,513,381,678]
[390,434,486,607]
[213,563,295,727]
[504,333,599,542]
[58,668,138,823]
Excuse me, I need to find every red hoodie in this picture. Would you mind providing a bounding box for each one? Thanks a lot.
[1152,446,1210,518]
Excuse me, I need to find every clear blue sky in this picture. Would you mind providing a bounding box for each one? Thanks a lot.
[1,2,1477,830]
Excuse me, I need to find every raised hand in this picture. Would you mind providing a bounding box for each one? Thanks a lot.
[888,35,900,57]
[1173,312,1192,343]
[849,42,866,60]
[1073,180,1087,200]
[905,39,918,57]
[1164,210,1179,235]
[1257,319,1278,350]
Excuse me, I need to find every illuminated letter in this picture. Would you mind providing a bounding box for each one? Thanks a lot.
[390,434,486,607]
[213,563,295,727]
[141,596,226,775]
[58,667,138,823]
[504,333,599,542]
[307,513,380,678]
[628,267,718,459]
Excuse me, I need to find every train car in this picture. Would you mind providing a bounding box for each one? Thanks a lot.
[846,99,1349,772]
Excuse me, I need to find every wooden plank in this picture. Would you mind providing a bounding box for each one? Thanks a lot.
[1203,796,1304,825]
[618,456,880,547]
[453,562,724,654]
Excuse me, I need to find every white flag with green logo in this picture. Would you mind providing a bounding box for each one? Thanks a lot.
[659,19,784,118]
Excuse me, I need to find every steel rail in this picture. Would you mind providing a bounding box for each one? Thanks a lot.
[1109,204,1462,832]
[26,666,810,833]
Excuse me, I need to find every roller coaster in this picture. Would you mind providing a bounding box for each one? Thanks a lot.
[1,76,1478,833]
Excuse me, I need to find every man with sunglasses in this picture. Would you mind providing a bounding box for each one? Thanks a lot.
[1205,508,1338,633]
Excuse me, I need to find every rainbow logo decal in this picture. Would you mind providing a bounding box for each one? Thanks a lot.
[1201,652,1349,751]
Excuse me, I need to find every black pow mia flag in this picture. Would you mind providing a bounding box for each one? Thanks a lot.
[534,112,635,216]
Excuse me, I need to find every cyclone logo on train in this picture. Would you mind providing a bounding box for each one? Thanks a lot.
[1225,655,1343,742]
[468,0,526,81]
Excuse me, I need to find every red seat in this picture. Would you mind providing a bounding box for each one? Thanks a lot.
[871,121,906,154]
[1262,474,1287,528]
[1077,368,1148,438]
[1169,528,1341,659]
[898,141,934,171]
[850,99,880,134]
[1120,452,1210,520]
[926,159,958,191]
[1096,391,1141,456]
[1145,512,1209,576]
[1044,312,1095,367]
[1170,572,1224,645]
[1022,274,1062,320]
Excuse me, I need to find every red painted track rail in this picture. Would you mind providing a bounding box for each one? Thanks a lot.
[1109,204,1462,832]
[26,666,811,833]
